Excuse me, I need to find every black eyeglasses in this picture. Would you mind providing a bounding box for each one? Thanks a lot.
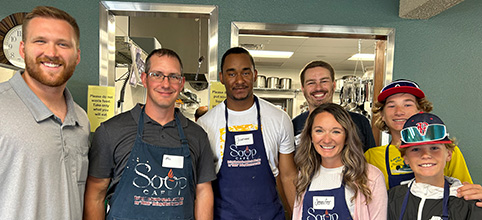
[148,72,183,84]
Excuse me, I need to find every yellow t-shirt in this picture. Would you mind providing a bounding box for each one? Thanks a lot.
[364,144,473,190]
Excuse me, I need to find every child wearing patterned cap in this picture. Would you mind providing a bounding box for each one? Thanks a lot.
[388,112,482,220]
[365,79,473,190]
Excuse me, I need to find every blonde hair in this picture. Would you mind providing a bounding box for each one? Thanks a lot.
[294,103,372,203]
[372,97,433,133]
[399,138,457,157]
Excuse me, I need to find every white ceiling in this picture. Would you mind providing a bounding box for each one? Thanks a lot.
[239,34,377,73]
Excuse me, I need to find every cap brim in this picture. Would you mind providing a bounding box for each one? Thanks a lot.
[378,86,425,102]
[400,140,452,148]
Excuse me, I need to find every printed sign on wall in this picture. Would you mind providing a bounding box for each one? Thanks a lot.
[88,85,115,132]
[209,81,226,109]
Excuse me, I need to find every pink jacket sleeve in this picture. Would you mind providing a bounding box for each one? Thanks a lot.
[354,164,388,220]
[292,191,305,220]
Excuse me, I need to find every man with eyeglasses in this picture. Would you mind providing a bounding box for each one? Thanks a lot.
[84,48,216,219]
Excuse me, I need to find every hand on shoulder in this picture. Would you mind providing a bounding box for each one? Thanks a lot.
[457,182,482,207]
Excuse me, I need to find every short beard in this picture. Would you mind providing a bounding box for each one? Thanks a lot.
[24,55,75,87]
[230,90,252,101]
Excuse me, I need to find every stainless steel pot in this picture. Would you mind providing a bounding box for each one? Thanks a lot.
[267,77,279,89]
[254,75,266,88]
[279,78,292,90]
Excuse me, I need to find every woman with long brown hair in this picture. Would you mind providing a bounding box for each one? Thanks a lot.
[292,103,387,220]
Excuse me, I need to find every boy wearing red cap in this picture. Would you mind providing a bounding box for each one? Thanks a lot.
[365,79,472,189]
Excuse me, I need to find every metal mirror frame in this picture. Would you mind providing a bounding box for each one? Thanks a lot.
[99,1,218,86]
[231,22,395,145]
[230,22,395,85]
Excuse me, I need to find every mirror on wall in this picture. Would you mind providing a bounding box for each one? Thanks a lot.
[99,1,218,117]
[231,22,395,145]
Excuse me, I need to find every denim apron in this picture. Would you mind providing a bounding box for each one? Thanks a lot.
[301,182,353,220]
[107,109,194,220]
[386,142,415,189]
[213,97,284,220]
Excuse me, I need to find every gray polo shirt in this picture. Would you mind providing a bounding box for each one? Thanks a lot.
[0,71,90,220]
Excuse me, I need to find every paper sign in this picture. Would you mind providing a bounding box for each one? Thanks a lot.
[209,81,226,109]
[87,85,116,132]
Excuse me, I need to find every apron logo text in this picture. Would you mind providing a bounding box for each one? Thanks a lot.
[227,145,261,167]
[134,196,184,207]
[133,163,187,196]
[229,145,257,160]
[306,208,339,220]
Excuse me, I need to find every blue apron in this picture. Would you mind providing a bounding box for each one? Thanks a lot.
[399,179,450,220]
[386,142,415,189]
[213,96,284,220]
[107,109,195,220]
[301,182,353,220]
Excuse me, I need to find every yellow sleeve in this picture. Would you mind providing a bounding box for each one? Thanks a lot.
[444,146,473,184]
[365,145,390,190]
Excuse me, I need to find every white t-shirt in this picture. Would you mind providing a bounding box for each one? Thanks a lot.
[197,98,295,176]
[308,165,356,217]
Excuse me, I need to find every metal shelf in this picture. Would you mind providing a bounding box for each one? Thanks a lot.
[115,36,149,64]
[254,88,300,93]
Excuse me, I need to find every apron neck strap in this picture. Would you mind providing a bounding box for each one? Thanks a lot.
[137,108,189,147]
[399,178,450,220]
[224,96,261,131]
[174,112,188,146]
[385,142,392,176]
[137,108,146,138]
[441,179,450,220]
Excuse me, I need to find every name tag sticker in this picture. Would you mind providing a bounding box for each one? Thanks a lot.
[235,134,253,146]
[162,155,184,169]
[313,196,335,210]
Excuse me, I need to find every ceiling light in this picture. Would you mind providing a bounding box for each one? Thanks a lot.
[348,53,375,61]
[248,50,294,58]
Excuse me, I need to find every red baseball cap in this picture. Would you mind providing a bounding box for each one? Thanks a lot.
[378,79,425,102]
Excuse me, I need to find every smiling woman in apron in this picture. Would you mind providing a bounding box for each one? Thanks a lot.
[365,79,473,189]
[387,112,482,220]
[292,103,387,220]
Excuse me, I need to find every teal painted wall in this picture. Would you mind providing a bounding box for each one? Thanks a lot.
[2,0,481,183]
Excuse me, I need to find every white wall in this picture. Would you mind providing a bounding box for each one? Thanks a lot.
[0,65,16,83]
